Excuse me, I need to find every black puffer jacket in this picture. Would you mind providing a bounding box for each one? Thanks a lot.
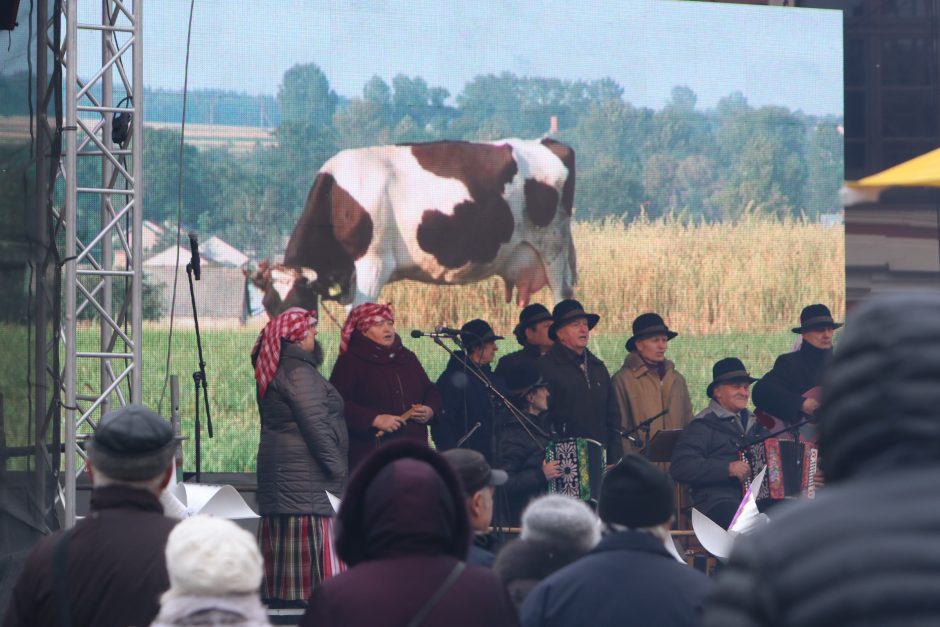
[256,342,348,516]
[705,294,940,627]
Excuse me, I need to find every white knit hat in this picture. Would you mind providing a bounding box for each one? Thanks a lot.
[163,515,263,599]
[520,494,601,553]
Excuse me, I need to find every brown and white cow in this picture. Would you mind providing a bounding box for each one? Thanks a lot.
[261,138,576,314]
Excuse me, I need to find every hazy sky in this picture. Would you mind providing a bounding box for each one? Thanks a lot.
[79,0,843,115]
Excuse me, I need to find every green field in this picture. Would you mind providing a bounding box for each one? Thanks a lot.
[122,325,800,472]
[2,322,822,473]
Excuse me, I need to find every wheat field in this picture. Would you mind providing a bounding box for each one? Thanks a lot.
[376,215,845,336]
[4,216,844,472]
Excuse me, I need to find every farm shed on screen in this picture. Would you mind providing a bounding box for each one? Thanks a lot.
[144,236,252,323]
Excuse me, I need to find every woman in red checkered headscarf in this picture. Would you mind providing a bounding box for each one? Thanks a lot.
[330,303,442,470]
[252,307,349,604]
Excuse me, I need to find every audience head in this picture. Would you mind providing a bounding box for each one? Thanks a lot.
[442,448,507,533]
[493,495,600,610]
[86,404,176,493]
[336,442,471,566]
[598,455,674,532]
[819,294,940,483]
[520,494,600,552]
[161,515,263,600]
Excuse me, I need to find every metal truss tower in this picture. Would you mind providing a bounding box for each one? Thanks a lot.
[60,0,143,526]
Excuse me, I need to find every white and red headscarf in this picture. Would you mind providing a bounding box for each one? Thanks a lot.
[253,307,317,398]
[339,303,394,354]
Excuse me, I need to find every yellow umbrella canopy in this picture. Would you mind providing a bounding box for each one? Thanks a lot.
[847,146,940,188]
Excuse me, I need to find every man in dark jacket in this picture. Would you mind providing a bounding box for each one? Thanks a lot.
[671,358,764,529]
[4,405,179,627]
[704,294,940,627]
[494,303,554,381]
[433,319,507,462]
[752,304,842,424]
[301,441,520,627]
[442,448,508,567]
[521,456,713,627]
[538,300,623,463]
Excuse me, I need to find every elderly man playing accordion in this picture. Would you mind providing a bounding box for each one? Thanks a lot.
[670,358,768,529]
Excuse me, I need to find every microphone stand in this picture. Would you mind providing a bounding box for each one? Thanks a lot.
[620,408,669,458]
[186,259,213,483]
[428,335,549,449]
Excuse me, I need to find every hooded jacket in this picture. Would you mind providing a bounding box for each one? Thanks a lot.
[704,294,940,627]
[329,331,442,470]
[256,341,348,516]
[300,442,519,627]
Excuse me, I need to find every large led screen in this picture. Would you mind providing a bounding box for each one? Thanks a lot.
[75,0,844,472]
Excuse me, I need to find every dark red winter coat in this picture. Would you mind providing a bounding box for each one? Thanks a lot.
[300,441,519,627]
[329,331,442,470]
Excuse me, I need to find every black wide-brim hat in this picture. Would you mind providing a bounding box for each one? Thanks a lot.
[706,357,758,398]
[792,304,844,333]
[548,299,600,341]
[459,318,503,349]
[625,312,678,352]
[505,361,549,399]
[512,303,554,337]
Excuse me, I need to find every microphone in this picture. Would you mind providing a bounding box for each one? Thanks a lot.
[410,329,458,339]
[188,231,202,281]
[435,326,461,336]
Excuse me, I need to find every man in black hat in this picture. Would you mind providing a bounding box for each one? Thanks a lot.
[494,303,554,382]
[4,404,179,627]
[670,358,767,529]
[442,448,509,567]
[752,303,842,425]
[703,294,940,627]
[537,299,623,463]
[611,312,693,453]
[499,362,562,525]
[433,318,507,462]
[520,456,713,627]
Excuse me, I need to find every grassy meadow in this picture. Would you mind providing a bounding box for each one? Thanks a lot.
[4,215,844,473]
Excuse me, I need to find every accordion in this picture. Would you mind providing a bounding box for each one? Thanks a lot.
[545,437,605,503]
[746,437,819,501]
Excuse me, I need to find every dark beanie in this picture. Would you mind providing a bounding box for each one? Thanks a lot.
[598,455,674,527]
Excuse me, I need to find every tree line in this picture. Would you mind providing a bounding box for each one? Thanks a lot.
[49,63,843,260]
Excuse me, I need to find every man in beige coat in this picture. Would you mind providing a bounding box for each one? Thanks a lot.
[611,313,693,456]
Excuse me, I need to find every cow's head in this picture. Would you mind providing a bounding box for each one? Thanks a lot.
[245,261,322,318]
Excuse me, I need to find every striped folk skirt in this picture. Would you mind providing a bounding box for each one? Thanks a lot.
[258,514,345,602]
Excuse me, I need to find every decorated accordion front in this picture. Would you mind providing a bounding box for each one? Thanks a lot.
[545,437,605,503]
[747,437,819,501]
